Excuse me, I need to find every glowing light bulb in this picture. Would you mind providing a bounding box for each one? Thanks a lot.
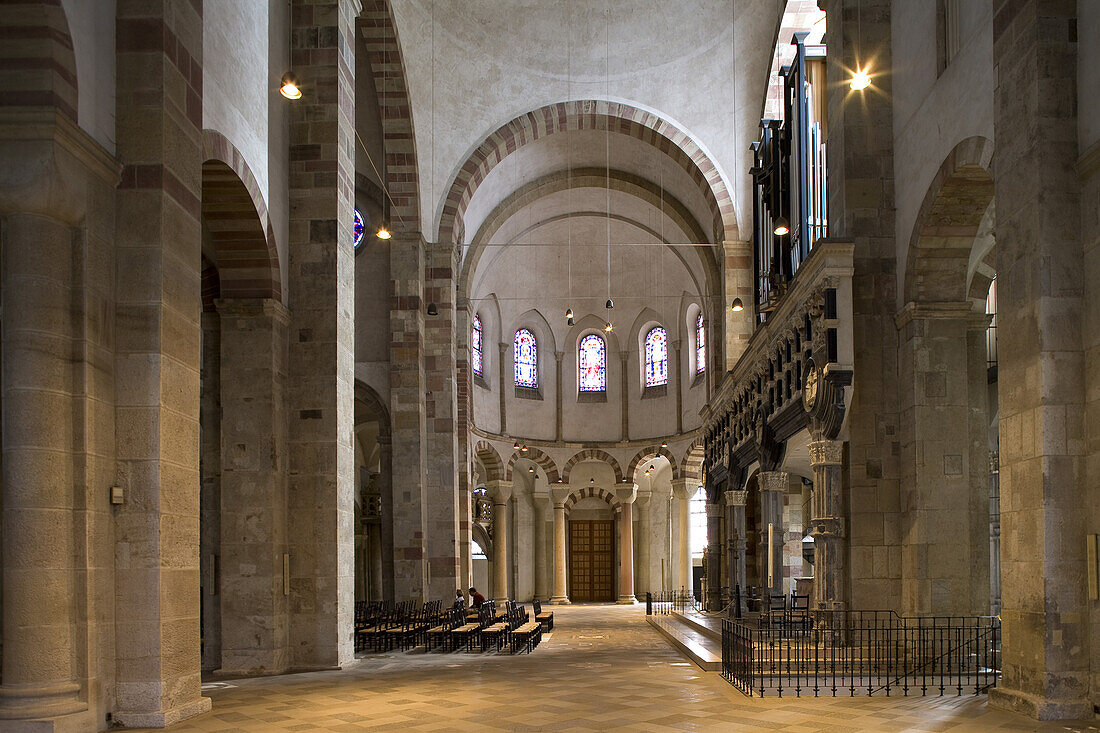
[280,73,302,100]
[376,226,391,240]
[850,69,872,91]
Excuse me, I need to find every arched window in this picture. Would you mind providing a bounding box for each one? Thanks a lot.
[645,326,668,387]
[514,329,538,388]
[578,334,606,392]
[472,315,484,377]
[353,209,365,248]
[695,313,706,374]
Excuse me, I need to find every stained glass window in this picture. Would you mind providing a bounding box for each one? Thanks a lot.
[695,313,706,374]
[514,329,538,388]
[354,209,365,248]
[472,315,484,377]
[578,334,606,392]
[645,326,668,387]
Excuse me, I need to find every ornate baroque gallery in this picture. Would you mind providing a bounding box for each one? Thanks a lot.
[0,0,1098,730]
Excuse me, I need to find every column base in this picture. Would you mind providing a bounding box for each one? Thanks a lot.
[0,709,96,733]
[616,595,637,604]
[112,696,212,729]
[0,682,89,732]
[549,596,571,605]
[988,687,1093,721]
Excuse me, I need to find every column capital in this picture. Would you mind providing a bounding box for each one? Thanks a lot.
[705,502,723,518]
[554,350,565,362]
[724,490,748,506]
[671,478,699,500]
[484,480,513,503]
[550,486,571,507]
[808,440,844,467]
[614,482,637,504]
[757,470,789,493]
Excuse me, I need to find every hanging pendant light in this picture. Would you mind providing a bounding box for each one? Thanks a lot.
[604,321,613,333]
[513,441,521,451]
[566,308,574,326]
[605,298,614,310]
[280,72,302,100]
[773,216,790,236]
[731,298,745,312]
[849,69,872,90]
[850,0,872,90]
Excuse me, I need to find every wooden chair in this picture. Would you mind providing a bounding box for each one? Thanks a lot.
[509,604,543,654]
[533,599,554,631]
[762,593,786,634]
[788,593,811,635]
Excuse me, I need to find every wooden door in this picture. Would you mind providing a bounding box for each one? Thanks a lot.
[569,520,615,601]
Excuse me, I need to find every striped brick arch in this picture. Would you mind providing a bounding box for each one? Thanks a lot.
[505,447,559,483]
[201,130,282,302]
[561,449,624,484]
[562,486,621,517]
[474,440,503,483]
[627,446,679,481]
[680,440,705,482]
[358,1,420,232]
[904,136,995,305]
[0,1,78,121]
[437,100,736,248]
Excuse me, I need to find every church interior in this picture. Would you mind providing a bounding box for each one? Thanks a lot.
[0,0,1098,729]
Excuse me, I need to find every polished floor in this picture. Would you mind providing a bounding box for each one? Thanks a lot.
[146,605,1097,732]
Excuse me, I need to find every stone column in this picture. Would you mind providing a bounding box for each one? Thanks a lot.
[377,434,396,602]
[0,214,88,727]
[635,490,651,596]
[368,522,383,601]
[620,352,630,441]
[989,0,1090,719]
[554,351,564,441]
[704,502,723,610]
[671,479,698,593]
[497,342,508,432]
[533,490,549,600]
[616,484,637,603]
[200,311,222,673]
[111,0,210,723]
[896,302,990,616]
[672,340,684,434]
[757,471,788,595]
[725,489,748,612]
[487,481,513,600]
[217,298,290,676]
[286,0,358,669]
[723,240,754,371]
[808,439,846,612]
[550,487,570,604]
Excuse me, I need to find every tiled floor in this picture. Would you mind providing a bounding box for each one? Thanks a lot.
[145,605,1097,732]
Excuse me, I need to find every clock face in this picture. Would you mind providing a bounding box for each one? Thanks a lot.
[803,362,819,412]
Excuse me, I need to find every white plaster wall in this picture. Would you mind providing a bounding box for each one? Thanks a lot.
[62,0,116,153]
[390,0,777,240]
[891,0,994,304]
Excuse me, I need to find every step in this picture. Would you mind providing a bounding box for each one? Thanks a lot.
[671,610,724,643]
[646,615,723,672]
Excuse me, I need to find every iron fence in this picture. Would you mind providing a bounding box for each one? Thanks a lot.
[722,610,1000,698]
[645,591,692,616]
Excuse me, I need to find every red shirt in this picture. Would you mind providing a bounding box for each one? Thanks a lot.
[471,591,486,607]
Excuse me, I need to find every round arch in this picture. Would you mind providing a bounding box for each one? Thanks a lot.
[561,449,625,484]
[562,486,622,517]
[505,446,559,483]
[474,440,504,483]
[627,446,679,481]
[680,440,705,482]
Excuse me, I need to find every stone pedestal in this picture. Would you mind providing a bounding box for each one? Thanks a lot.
[808,439,846,612]
[549,487,570,604]
[671,480,698,593]
[724,490,748,613]
[616,484,637,603]
[757,471,788,595]
[487,481,513,600]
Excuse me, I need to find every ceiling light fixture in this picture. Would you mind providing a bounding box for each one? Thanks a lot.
[426,302,438,316]
[604,321,613,333]
[850,0,872,91]
[731,298,744,312]
[773,216,790,236]
[280,72,302,100]
[513,441,521,451]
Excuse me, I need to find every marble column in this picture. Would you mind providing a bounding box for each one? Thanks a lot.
[554,351,564,442]
[533,490,549,600]
[0,214,88,726]
[635,490,651,596]
[217,298,290,676]
[487,481,513,600]
[671,479,698,593]
[757,471,788,595]
[620,353,630,441]
[705,502,723,610]
[808,439,846,612]
[550,487,570,604]
[616,484,638,603]
[725,489,749,613]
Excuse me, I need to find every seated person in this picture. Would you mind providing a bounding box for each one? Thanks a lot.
[469,587,486,608]
[453,589,466,610]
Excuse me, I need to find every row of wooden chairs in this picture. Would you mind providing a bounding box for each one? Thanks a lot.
[761,591,811,635]
[355,599,444,652]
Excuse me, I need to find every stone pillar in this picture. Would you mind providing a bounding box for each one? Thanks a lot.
[616,484,637,603]
[286,0,358,669]
[487,481,513,600]
[635,490,651,596]
[497,342,508,432]
[704,501,723,610]
[672,479,698,593]
[620,352,630,441]
[989,0,1090,719]
[368,522,383,601]
[757,471,788,595]
[896,303,990,616]
[808,438,846,612]
[458,481,472,594]
[199,311,222,672]
[725,489,748,612]
[672,340,683,434]
[111,0,210,723]
[550,487,570,604]
[377,434,395,602]
[554,351,564,441]
[0,214,89,727]
[533,490,549,600]
[217,299,290,676]
[723,240,754,371]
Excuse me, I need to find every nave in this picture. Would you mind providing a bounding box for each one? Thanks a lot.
[137,606,1078,732]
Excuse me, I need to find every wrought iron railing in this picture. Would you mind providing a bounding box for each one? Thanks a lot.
[722,610,1000,698]
[645,591,692,616]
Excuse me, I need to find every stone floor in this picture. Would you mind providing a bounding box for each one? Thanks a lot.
[145,605,1098,732]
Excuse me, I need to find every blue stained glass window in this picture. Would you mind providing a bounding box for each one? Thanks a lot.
[472,315,484,377]
[695,313,706,374]
[578,334,606,392]
[514,329,538,388]
[354,209,365,248]
[645,326,668,387]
